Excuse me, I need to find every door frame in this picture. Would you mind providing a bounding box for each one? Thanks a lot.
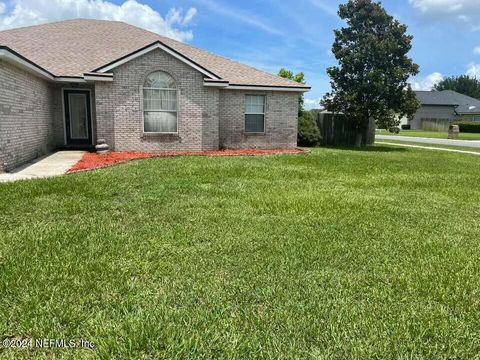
[62,88,93,147]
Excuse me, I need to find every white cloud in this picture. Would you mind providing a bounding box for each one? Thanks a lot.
[304,98,319,105]
[410,0,480,31]
[0,2,6,14]
[308,0,338,17]
[304,98,321,110]
[412,65,480,90]
[181,8,197,26]
[411,72,444,90]
[194,0,282,35]
[165,7,196,27]
[0,0,197,41]
[466,63,480,77]
[474,47,480,55]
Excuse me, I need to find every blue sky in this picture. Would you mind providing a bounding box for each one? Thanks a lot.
[1,0,480,109]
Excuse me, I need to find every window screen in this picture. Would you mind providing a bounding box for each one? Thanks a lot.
[245,95,265,133]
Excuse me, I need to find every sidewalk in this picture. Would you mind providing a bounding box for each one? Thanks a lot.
[376,135,480,148]
[0,151,85,183]
[376,142,480,156]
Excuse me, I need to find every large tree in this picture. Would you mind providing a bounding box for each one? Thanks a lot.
[322,0,420,146]
[278,68,306,116]
[434,75,480,100]
[278,69,321,146]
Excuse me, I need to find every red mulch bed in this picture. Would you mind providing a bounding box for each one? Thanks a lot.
[67,148,306,173]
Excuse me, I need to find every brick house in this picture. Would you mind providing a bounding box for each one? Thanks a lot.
[0,19,310,172]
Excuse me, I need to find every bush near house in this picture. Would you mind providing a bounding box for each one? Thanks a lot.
[298,111,321,146]
[453,121,480,133]
[402,124,411,130]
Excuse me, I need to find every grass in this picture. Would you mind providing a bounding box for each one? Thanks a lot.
[1,147,480,359]
[377,129,480,140]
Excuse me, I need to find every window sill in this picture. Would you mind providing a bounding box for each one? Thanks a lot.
[141,132,180,139]
[244,132,266,136]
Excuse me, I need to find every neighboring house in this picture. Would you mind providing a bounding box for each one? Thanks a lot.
[410,90,480,129]
[0,19,310,172]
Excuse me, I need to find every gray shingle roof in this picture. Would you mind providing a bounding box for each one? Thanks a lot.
[415,90,480,114]
[0,19,309,89]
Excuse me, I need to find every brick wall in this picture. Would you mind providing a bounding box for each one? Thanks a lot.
[95,48,220,152]
[219,90,298,149]
[94,82,115,149]
[0,60,54,172]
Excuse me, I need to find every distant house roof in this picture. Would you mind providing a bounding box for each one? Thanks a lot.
[415,90,480,114]
[0,19,310,90]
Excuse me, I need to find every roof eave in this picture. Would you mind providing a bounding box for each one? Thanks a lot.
[0,45,54,80]
[420,103,459,106]
[0,46,114,83]
[225,84,311,92]
[203,79,229,88]
[83,72,113,82]
[1,45,311,91]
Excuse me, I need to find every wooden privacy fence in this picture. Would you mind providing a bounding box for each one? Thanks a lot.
[421,118,453,132]
[316,113,375,146]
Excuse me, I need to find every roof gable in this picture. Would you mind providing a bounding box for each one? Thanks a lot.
[93,41,220,80]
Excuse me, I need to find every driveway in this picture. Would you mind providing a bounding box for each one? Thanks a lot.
[0,151,85,183]
[376,135,480,148]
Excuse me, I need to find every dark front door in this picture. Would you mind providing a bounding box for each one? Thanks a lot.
[64,90,92,147]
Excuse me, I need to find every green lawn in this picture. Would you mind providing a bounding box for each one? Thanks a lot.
[377,129,480,140]
[1,147,480,359]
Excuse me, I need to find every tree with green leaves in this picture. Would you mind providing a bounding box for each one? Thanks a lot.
[434,75,480,100]
[278,68,306,116]
[322,0,420,146]
[278,68,321,146]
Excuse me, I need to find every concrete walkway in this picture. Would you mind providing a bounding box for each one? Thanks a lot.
[377,142,480,156]
[0,151,85,183]
[376,135,480,148]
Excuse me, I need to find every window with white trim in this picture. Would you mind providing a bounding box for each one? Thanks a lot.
[245,95,265,133]
[143,71,177,133]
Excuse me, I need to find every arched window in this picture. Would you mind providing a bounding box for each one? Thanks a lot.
[143,71,177,133]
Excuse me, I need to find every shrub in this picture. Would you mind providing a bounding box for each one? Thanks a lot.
[401,124,411,130]
[453,121,480,133]
[389,127,400,134]
[298,111,321,147]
